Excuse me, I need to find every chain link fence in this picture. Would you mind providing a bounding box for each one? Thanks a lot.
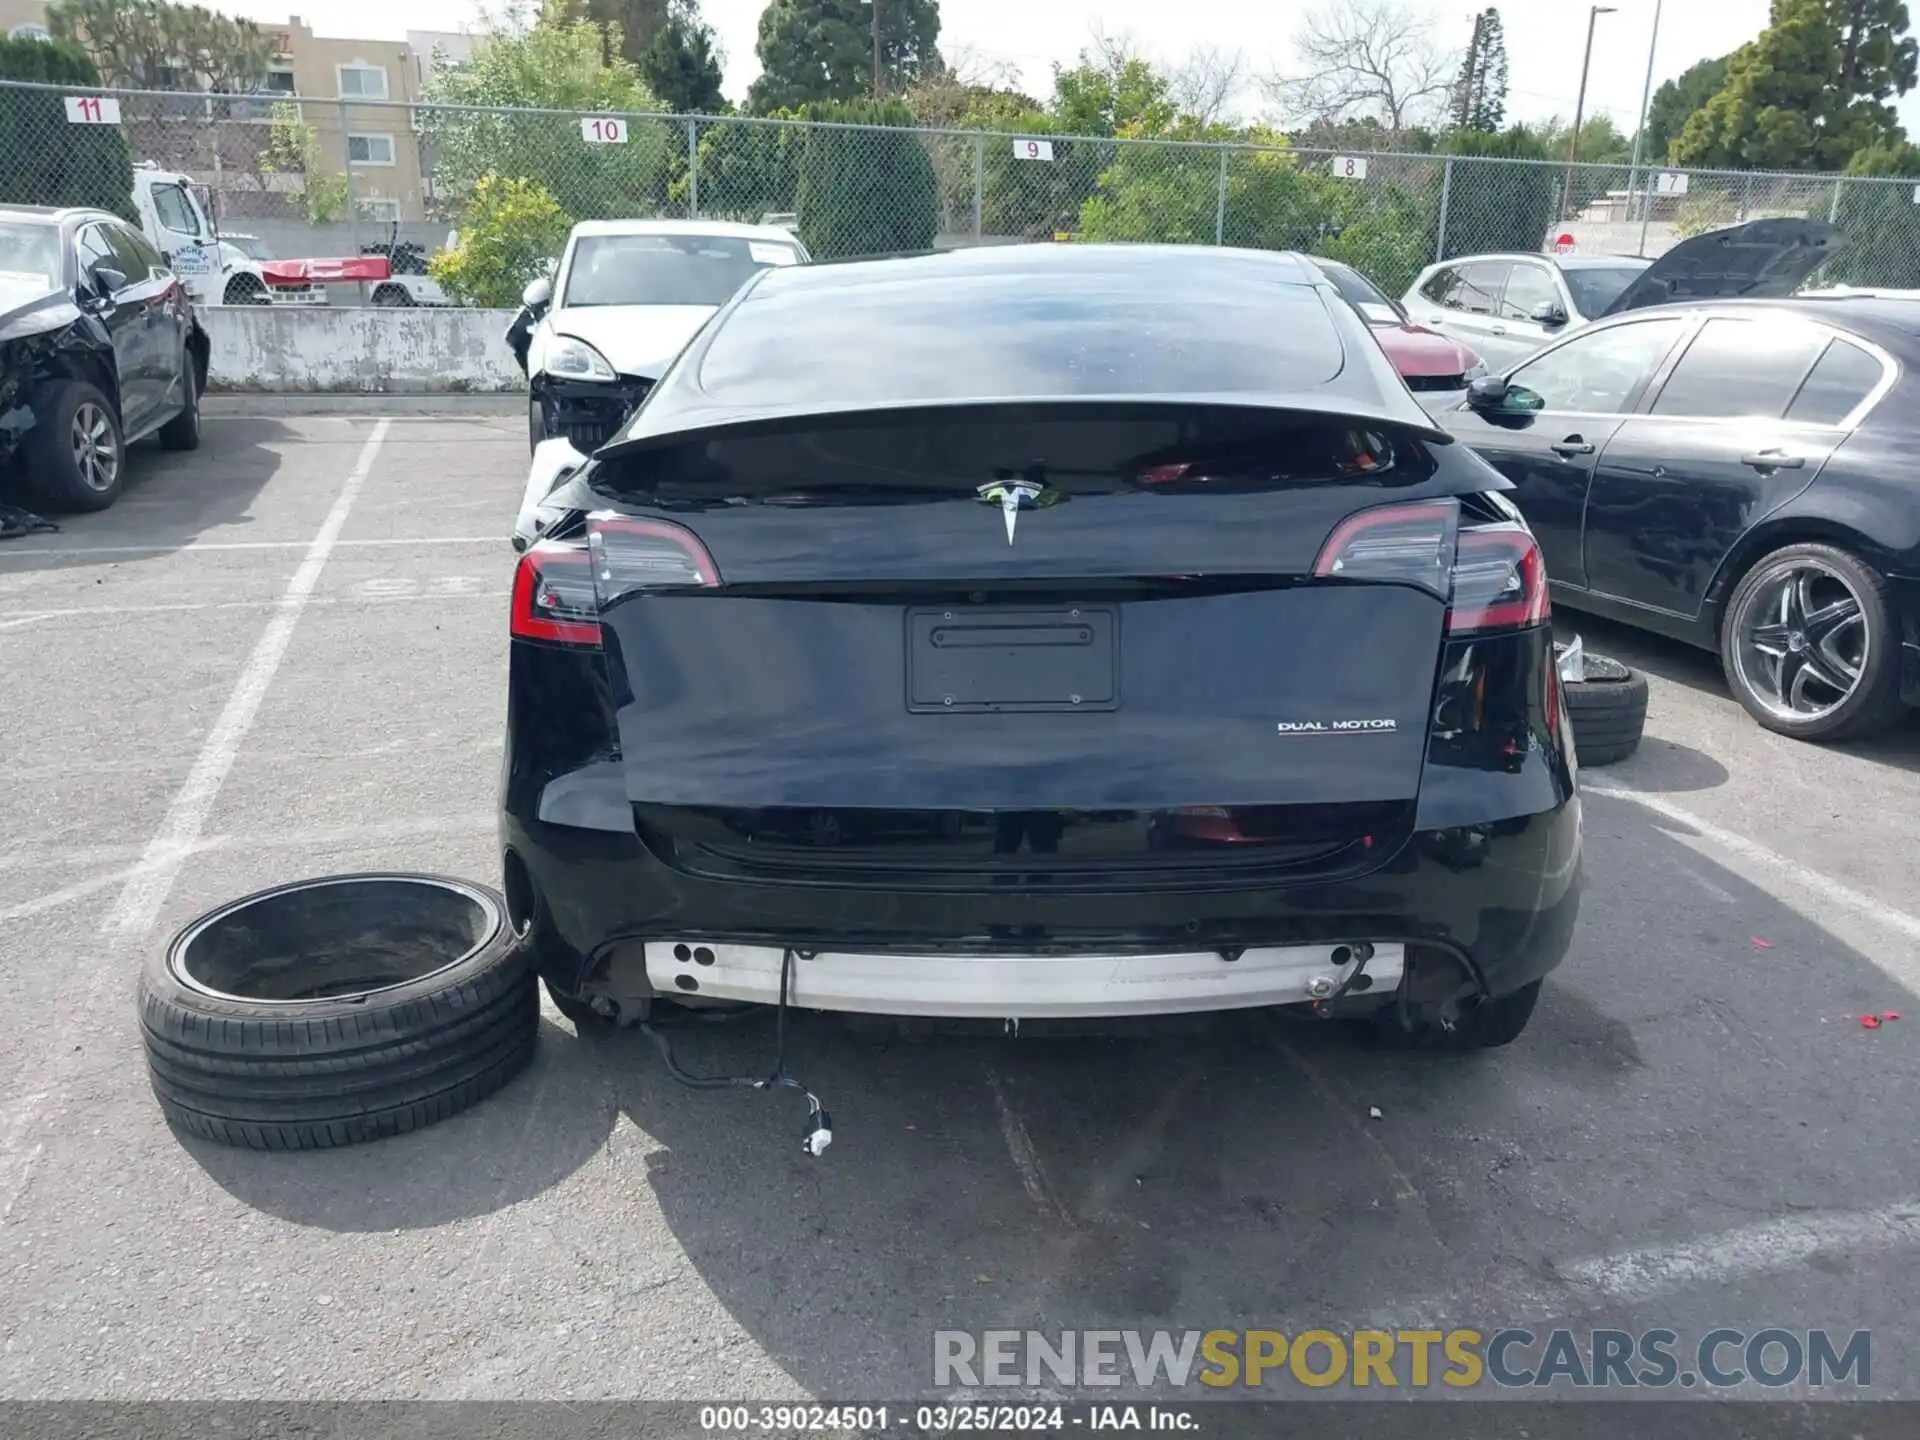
[3,78,1918,303]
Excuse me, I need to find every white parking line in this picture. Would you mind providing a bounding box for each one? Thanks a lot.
[0,588,499,632]
[0,536,499,559]
[104,418,392,939]
[1585,780,1920,950]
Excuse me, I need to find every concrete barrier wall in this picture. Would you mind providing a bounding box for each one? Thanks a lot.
[204,306,526,393]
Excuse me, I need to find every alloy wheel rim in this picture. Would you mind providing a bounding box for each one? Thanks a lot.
[1731,560,1869,722]
[70,402,118,492]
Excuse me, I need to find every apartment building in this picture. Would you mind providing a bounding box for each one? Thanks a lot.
[0,4,476,221]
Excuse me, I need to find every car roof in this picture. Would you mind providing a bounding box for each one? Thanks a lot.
[606,243,1451,454]
[0,205,92,226]
[567,218,803,244]
[1431,251,1651,270]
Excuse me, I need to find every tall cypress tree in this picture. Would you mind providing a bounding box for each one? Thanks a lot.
[1448,8,1509,133]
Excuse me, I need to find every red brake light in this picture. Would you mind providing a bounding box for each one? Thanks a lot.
[1314,501,1549,634]
[511,541,600,646]
[1447,523,1549,634]
[587,513,719,604]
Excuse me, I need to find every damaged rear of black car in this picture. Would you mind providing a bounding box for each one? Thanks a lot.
[0,205,207,515]
[502,244,1582,1057]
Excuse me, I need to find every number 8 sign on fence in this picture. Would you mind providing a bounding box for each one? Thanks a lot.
[580,116,627,144]
[1331,155,1368,181]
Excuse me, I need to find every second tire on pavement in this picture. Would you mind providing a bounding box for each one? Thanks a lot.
[138,873,537,1150]
[1564,653,1649,767]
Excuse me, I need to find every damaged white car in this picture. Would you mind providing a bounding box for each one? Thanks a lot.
[506,218,808,454]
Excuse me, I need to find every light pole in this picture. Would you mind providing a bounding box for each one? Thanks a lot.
[1560,5,1617,222]
[1626,0,1665,254]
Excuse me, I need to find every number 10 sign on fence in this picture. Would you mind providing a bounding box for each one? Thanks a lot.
[580,116,627,144]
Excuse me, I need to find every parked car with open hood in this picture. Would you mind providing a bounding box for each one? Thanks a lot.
[509,218,809,453]
[0,204,206,512]
[1435,262,1920,743]
[1308,256,1488,409]
[1400,219,1843,371]
[501,244,1581,1064]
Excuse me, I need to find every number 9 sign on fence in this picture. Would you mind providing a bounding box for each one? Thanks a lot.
[580,116,627,144]
[1331,155,1368,181]
[1013,138,1055,162]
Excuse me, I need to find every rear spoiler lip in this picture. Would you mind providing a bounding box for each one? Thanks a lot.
[595,393,1458,461]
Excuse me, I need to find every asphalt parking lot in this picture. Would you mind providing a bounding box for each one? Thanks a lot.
[2,408,1919,1418]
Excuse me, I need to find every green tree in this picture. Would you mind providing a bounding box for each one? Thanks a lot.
[1049,49,1178,137]
[48,0,271,91]
[1437,124,1557,257]
[748,0,942,113]
[680,113,805,218]
[1534,112,1632,166]
[1830,139,1920,284]
[641,2,727,113]
[265,102,346,223]
[1671,0,1918,171]
[430,174,572,308]
[1641,54,1729,164]
[0,36,133,217]
[1449,7,1509,132]
[793,97,937,256]
[421,6,677,222]
[559,0,671,66]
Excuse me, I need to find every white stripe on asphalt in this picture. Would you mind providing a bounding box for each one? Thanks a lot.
[101,419,392,938]
[1585,780,1920,955]
[0,535,499,558]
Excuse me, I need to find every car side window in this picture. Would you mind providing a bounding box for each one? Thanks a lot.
[102,222,160,285]
[1456,261,1512,316]
[1503,318,1690,415]
[150,183,199,236]
[1784,338,1887,426]
[74,224,120,291]
[1500,264,1561,321]
[1649,318,1829,420]
[1420,267,1463,307]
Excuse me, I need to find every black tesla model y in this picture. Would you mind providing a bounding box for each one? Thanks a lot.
[501,244,1582,1055]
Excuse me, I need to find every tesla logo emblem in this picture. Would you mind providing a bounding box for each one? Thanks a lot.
[976,476,1063,545]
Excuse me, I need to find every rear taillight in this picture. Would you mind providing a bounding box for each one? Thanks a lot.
[587,513,719,603]
[1313,500,1549,634]
[1447,522,1549,633]
[510,515,720,647]
[511,540,600,645]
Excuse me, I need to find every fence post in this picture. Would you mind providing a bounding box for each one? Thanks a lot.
[1828,176,1845,224]
[1434,158,1454,263]
[338,96,363,304]
[687,118,699,219]
[972,133,984,240]
[1214,148,1229,245]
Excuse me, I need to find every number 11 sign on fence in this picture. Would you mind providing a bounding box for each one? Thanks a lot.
[581,116,627,144]
[64,96,121,125]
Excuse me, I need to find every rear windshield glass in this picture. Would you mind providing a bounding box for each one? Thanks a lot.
[0,221,61,299]
[1563,264,1648,317]
[696,272,1348,405]
[1319,261,1397,316]
[564,234,801,308]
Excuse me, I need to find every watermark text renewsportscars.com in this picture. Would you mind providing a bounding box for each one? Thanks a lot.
[932,1328,1872,1391]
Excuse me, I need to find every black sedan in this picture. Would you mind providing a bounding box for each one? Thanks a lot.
[500,244,1581,1063]
[0,204,206,512]
[1439,293,1920,742]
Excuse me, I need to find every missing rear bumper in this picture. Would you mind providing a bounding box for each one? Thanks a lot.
[642,940,1406,1019]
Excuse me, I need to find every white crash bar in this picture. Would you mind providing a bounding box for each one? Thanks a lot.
[644,942,1405,1019]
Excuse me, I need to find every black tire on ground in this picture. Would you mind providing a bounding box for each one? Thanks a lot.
[22,378,123,512]
[1371,979,1543,1052]
[224,274,269,305]
[156,347,200,452]
[528,394,546,454]
[138,873,538,1151]
[1718,542,1905,743]
[373,284,416,307]
[1564,654,1649,767]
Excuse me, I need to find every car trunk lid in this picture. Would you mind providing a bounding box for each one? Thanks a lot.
[1601,217,1845,316]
